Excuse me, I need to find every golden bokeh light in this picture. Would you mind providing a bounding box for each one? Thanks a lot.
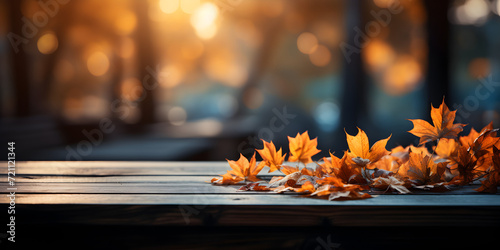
[37,32,58,55]
[180,0,200,14]
[312,22,341,47]
[190,2,219,39]
[203,48,248,87]
[195,25,217,39]
[468,58,490,79]
[364,39,396,71]
[309,45,331,67]
[149,0,169,22]
[87,51,110,76]
[159,64,184,88]
[383,55,422,95]
[159,0,179,14]
[63,95,109,121]
[297,32,318,54]
[114,10,137,35]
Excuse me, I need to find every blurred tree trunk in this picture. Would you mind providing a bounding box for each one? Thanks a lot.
[8,0,31,116]
[341,0,365,131]
[424,0,450,107]
[134,1,157,126]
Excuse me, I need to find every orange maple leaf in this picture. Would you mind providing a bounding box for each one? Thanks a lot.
[370,155,401,175]
[371,176,411,194]
[399,151,446,185]
[408,98,466,145]
[318,152,345,176]
[316,176,345,186]
[280,165,300,175]
[288,131,321,164]
[211,172,245,185]
[476,147,500,193]
[462,128,500,173]
[449,142,491,185]
[295,181,316,193]
[335,155,366,184]
[256,139,286,172]
[226,153,266,182]
[467,128,499,155]
[345,127,391,168]
[389,145,429,164]
[435,138,459,160]
[459,122,494,147]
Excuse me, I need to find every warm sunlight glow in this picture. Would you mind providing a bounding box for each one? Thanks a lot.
[297,32,318,54]
[203,48,248,87]
[309,45,331,67]
[159,0,179,14]
[37,32,58,55]
[87,51,110,76]
[364,39,396,71]
[180,0,200,14]
[190,2,219,39]
[159,64,183,88]
[383,55,421,95]
[114,10,137,35]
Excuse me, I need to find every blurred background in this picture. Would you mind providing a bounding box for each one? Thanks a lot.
[0,0,499,161]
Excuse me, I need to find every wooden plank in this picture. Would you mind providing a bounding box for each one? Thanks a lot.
[13,175,222,183]
[0,161,286,176]
[0,161,229,175]
[0,181,493,195]
[10,223,500,250]
[0,182,243,194]
[9,202,500,227]
[2,193,500,206]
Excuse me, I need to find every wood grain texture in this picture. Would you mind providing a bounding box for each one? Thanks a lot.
[1,160,499,249]
[9,203,500,227]
[0,181,495,195]
[13,175,221,183]
[0,161,282,176]
[2,193,500,206]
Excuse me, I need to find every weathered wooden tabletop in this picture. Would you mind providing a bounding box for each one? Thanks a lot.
[1,161,499,249]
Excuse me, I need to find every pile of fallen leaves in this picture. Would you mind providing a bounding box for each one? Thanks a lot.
[211,99,500,200]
